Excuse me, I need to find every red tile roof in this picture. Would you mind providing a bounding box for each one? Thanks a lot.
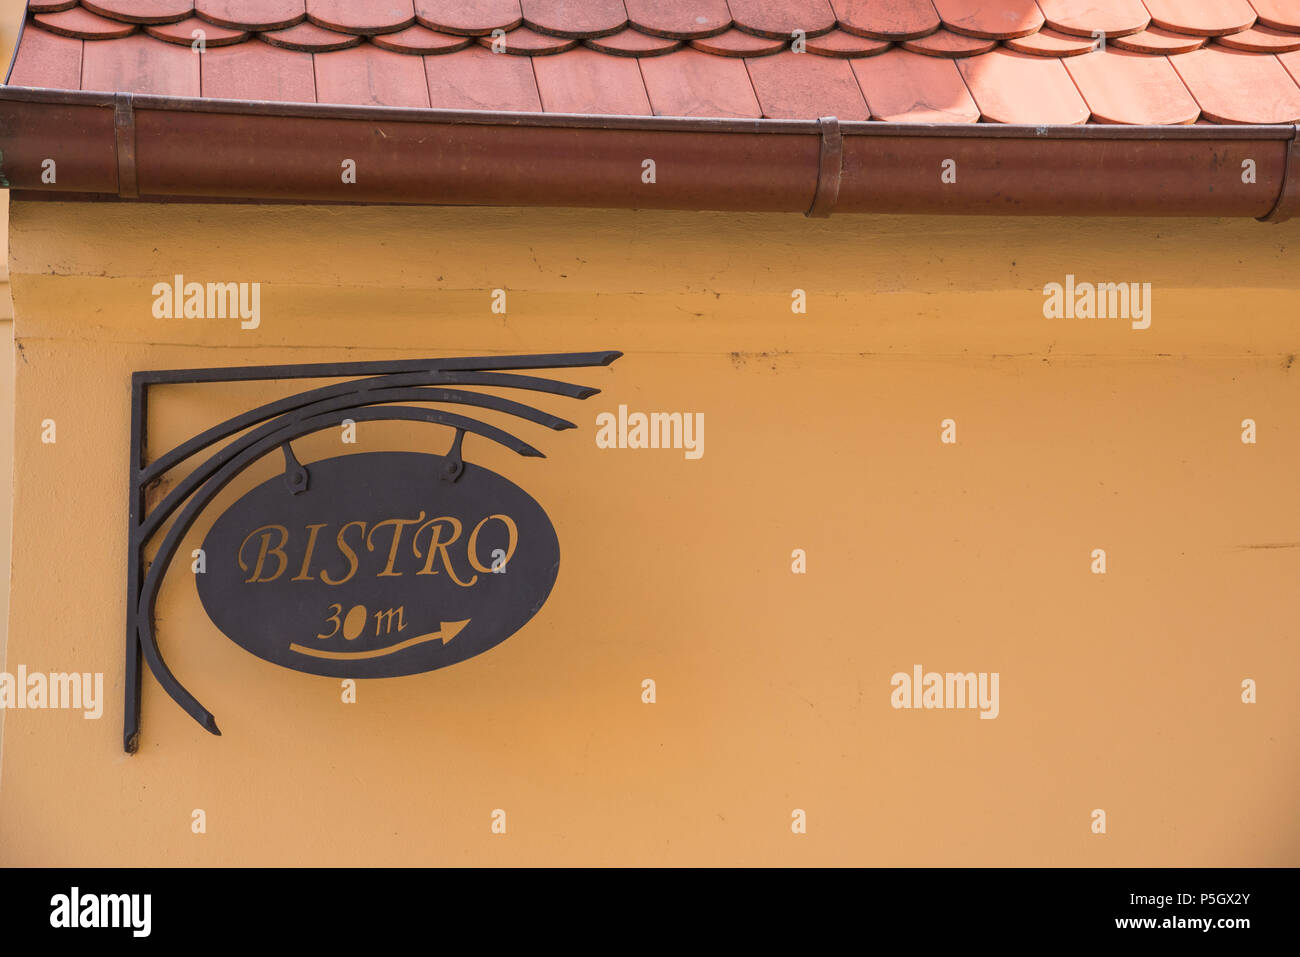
[8,0,1300,124]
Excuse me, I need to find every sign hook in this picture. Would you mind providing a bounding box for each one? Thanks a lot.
[281,441,309,495]
[442,428,466,484]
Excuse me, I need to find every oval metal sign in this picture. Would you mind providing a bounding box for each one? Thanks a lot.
[196,452,559,678]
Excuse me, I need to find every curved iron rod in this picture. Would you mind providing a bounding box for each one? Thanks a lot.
[136,350,623,386]
[140,385,572,542]
[141,370,602,484]
[135,406,541,735]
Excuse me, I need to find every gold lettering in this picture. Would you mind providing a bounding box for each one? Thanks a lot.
[468,514,519,573]
[238,524,290,583]
[292,523,328,581]
[317,603,343,639]
[365,512,426,577]
[412,516,477,587]
[373,606,405,635]
[320,521,367,586]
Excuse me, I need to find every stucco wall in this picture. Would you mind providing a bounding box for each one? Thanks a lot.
[0,192,11,795]
[0,203,1296,865]
[1,0,34,798]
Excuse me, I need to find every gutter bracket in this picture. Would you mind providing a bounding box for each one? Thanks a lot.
[806,115,842,219]
[114,92,139,200]
[1260,124,1299,223]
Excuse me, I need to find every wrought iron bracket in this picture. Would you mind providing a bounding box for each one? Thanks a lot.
[125,351,621,753]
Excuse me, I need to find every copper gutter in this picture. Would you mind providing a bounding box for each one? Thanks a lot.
[0,86,1296,220]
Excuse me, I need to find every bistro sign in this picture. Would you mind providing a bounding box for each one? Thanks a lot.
[124,351,620,750]
[197,451,560,678]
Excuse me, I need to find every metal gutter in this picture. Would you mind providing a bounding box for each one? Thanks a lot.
[1260,125,1300,223]
[0,86,1295,220]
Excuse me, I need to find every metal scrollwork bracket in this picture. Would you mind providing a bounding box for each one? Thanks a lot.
[124,351,621,753]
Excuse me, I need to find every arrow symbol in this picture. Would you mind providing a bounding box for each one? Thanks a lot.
[289,619,472,660]
[432,619,470,645]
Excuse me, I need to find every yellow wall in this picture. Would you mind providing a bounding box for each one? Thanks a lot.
[0,0,22,76]
[0,192,11,795]
[1,203,1297,865]
[1,0,35,799]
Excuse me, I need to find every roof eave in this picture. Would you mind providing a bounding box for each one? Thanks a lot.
[0,87,1296,221]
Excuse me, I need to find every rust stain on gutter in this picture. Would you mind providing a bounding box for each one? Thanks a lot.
[806,116,842,218]
[0,87,1295,219]
[112,93,138,201]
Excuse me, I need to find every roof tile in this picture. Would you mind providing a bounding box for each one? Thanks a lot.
[623,0,731,39]
[1214,24,1300,52]
[1142,0,1258,38]
[201,38,315,99]
[728,0,837,40]
[1249,0,1300,31]
[957,48,1091,122]
[585,29,683,57]
[412,0,520,36]
[262,20,361,50]
[805,29,892,57]
[532,45,652,113]
[371,24,471,54]
[931,0,1043,40]
[1279,47,1300,83]
[639,47,762,116]
[35,7,137,38]
[423,43,542,110]
[81,0,193,23]
[313,44,431,105]
[1064,48,1200,123]
[14,0,1300,126]
[147,16,248,45]
[520,0,625,39]
[1170,45,1300,121]
[1110,27,1208,54]
[691,27,787,56]
[82,32,200,94]
[902,26,996,56]
[305,0,414,35]
[193,0,303,30]
[745,50,870,117]
[482,25,576,54]
[1004,28,1098,56]
[830,0,941,41]
[7,25,83,88]
[1035,0,1149,39]
[852,47,979,121]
